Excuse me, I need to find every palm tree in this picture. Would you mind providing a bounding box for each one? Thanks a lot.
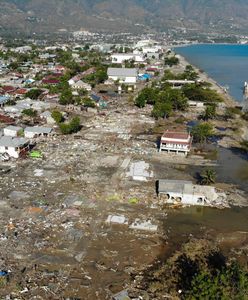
[199,168,216,185]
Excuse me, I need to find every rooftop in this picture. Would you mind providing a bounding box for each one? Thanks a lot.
[24,127,53,134]
[0,136,29,147]
[107,67,138,77]
[162,131,191,141]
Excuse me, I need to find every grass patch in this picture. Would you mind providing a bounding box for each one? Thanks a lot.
[128,197,139,204]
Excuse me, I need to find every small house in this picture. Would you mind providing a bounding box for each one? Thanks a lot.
[160,131,192,155]
[0,136,29,158]
[4,126,23,137]
[40,111,56,125]
[24,127,53,139]
[107,68,138,84]
[71,80,92,91]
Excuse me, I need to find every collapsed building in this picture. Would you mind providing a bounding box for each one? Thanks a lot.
[157,179,227,206]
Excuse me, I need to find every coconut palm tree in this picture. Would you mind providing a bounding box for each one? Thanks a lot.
[199,168,216,185]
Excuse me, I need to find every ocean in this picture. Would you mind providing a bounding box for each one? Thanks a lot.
[174,44,248,102]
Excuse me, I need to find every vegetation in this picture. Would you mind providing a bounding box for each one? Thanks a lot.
[182,84,224,103]
[51,110,63,124]
[83,97,96,108]
[162,67,198,81]
[136,239,248,300]
[191,122,214,143]
[25,88,43,100]
[240,140,248,153]
[135,85,188,119]
[59,88,74,105]
[201,103,217,120]
[164,56,179,67]
[199,168,216,185]
[242,111,248,121]
[59,116,81,135]
[22,108,37,118]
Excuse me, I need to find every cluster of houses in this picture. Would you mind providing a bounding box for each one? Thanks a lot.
[0,125,53,159]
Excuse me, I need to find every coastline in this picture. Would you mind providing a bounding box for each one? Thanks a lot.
[175,53,238,107]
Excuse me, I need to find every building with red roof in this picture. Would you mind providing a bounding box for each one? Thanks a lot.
[159,130,192,155]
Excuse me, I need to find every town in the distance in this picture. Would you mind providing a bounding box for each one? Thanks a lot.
[0,30,248,299]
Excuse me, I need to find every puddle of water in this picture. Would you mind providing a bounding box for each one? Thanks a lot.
[216,147,248,192]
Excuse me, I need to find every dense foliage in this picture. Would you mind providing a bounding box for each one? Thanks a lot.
[135,86,188,119]
[59,116,81,135]
[191,122,214,143]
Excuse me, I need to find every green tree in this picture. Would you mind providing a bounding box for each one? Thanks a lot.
[199,168,216,185]
[22,108,37,118]
[202,104,217,120]
[135,95,146,108]
[51,110,63,124]
[240,140,248,153]
[83,97,95,108]
[26,89,43,100]
[59,88,74,105]
[151,101,172,119]
[191,122,214,143]
[182,84,224,103]
[164,56,179,67]
[59,117,81,135]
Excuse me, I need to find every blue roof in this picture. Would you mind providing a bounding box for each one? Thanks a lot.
[138,73,152,81]
[90,94,101,102]
[0,96,9,105]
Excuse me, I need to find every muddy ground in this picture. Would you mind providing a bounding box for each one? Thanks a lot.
[0,89,247,299]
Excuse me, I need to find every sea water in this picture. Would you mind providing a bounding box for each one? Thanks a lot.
[175,44,248,102]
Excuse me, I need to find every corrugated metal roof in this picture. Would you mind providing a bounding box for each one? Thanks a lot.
[0,136,28,147]
[107,68,137,77]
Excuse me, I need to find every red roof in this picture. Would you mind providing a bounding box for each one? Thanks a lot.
[146,68,158,72]
[0,114,15,124]
[162,131,190,140]
[42,79,60,85]
[1,86,16,93]
[15,88,27,95]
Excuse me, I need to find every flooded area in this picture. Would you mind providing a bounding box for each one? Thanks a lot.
[216,147,248,192]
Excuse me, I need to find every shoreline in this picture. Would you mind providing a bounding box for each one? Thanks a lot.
[175,53,238,107]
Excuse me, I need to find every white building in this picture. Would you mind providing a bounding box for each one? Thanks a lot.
[160,131,192,155]
[3,126,23,137]
[111,53,144,64]
[107,68,138,84]
[158,180,226,206]
[0,136,29,158]
[71,80,92,91]
[40,111,56,125]
[24,127,53,139]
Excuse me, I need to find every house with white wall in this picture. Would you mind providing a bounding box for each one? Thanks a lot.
[160,131,192,155]
[24,127,53,139]
[3,126,23,137]
[111,53,144,64]
[0,136,29,158]
[107,68,138,84]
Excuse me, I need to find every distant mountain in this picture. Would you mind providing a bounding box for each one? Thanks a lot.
[1,0,248,35]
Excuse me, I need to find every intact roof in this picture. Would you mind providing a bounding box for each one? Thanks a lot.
[162,131,190,140]
[0,96,9,104]
[4,125,22,132]
[24,127,53,134]
[111,53,134,57]
[0,136,28,147]
[107,67,138,77]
